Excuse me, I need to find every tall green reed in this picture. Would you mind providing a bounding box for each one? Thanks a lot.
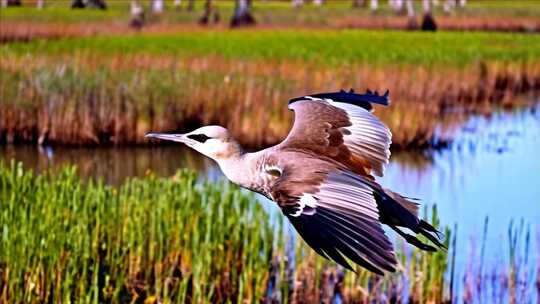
[0,161,275,303]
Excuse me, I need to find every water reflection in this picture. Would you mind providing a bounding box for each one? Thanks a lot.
[380,105,540,302]
[381,106,540,258]
[0,145,215,185]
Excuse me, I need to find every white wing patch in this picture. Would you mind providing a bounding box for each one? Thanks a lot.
[328,100,391,177]
[290,193,318,217]
[264,164,283,177]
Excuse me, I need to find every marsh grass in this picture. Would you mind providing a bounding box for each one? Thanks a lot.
[1,32,538,148]
[0,161,275,303]
[1,163,535,303]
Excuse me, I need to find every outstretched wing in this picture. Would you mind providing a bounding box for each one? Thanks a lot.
[278,89,391,177]
[268,155,397,275]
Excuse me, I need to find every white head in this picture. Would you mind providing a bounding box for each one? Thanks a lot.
[146,125,243,161]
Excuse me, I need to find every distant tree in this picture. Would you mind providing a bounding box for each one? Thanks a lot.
[187,0,194,11]
[421,0,437,31]
[71,0,106,9]
[37,0,44,9]
[199,0,219,25]
[230,0,255,28]
[292,0,303,8]
[313,0,323,5]
[71,0,85,8]
[174,0,181,10]
[6,0,22,6]
[130,0,145,29]
[405,0,418,29]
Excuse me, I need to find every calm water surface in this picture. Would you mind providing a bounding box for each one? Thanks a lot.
[2,105,539,300]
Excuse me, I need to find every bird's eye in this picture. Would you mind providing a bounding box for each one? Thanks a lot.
[187,134,211,143]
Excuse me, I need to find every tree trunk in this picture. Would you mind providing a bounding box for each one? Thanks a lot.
[151,0,163,14]
[187,0,194,11]
[405,0,418,30]
[71,0,85,8]
[406,0,415,18]
[199,0,212,25]
[351,0,366,8]
[230,0,255,28]
[421,0,437,31]
[370,0,378,12]
[130,0,145,29]
[6,0,22,6]
[37,0,44,9]
[174,0,181,10]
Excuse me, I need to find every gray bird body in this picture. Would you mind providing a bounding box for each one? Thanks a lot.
[146,89,444,275]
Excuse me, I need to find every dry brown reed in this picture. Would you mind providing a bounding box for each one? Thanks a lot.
[2,13,538,45]
[336,15,540,33]
[0,21,225,44]
[1,53,538,149]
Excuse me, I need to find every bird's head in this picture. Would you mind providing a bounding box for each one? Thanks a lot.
[146,125,242,161]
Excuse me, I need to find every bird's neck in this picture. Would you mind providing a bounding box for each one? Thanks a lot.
[216,150,261,191]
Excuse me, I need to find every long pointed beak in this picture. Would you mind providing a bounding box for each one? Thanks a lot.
[145,132,192,145]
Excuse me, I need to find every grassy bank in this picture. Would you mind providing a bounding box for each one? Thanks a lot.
[1,0,538,36]
[0,162,536,303]
[1,30,539,148]
[3,30,539,66]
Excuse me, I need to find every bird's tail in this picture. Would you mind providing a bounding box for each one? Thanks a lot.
[375,189,445,252]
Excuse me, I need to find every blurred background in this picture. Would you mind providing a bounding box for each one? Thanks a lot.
[0,1,539,303]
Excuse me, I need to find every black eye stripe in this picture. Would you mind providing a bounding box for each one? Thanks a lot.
[187,134,211,143]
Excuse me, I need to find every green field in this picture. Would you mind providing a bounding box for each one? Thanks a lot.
[3,29,539,67]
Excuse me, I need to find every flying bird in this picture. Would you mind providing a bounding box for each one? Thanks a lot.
[146,89,444,275]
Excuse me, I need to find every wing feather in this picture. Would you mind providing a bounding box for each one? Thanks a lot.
[271,166,397,274]
[278,94,391,177]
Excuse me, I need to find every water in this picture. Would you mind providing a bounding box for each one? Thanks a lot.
[381,107,540,267]
[380,106,540,302]
[2,105,539,301]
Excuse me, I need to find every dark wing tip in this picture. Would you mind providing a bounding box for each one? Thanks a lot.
[288,208,396,275]
[288,88,390,110]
